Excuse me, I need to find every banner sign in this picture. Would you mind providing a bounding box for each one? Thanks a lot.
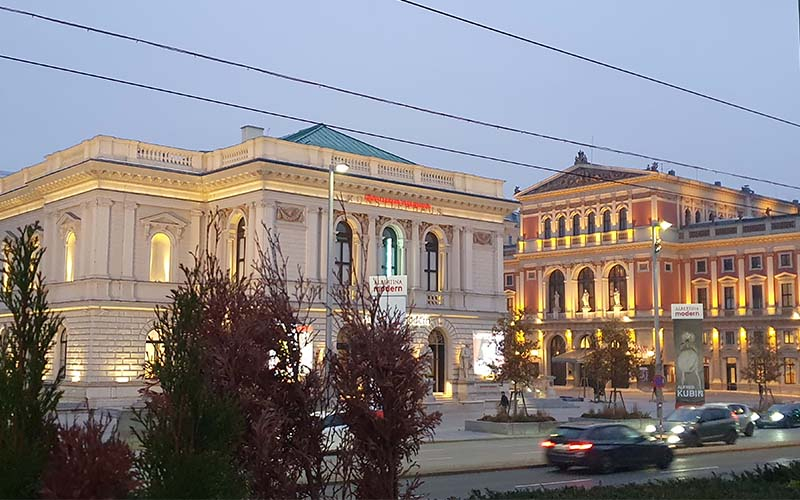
[368,275,407,319]
[671,304,705,406]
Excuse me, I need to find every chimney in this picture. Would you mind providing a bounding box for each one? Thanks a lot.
[667,169,676,176]
[241,125,264,142]
[714,181,722,186]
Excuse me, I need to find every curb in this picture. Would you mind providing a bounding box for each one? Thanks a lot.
[414,440,800,478]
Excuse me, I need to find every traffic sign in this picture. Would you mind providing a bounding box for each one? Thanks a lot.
[654,374,665,388]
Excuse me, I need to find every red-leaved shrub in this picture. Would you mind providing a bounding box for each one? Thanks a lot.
[41,416,138,499]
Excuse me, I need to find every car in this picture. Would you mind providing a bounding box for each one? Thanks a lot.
[541,423,673,474]
[317,408,385,454]
[660,406,738,447]
[756,402,800,429]
[704,402,759,437]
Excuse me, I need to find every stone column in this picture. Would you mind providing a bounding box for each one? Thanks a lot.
[463,227,473,291]
[766,252,775,312]
[710,259,719,317]
[246,202,257,274]
[408,221,419,288]
[626,261,635,312]
[737,257,746,314]
[90,198,112,277]
[449,226,461,291]
[41,209,57,282]
[367,216,377,277]
[494,232,504,295]
[121,202,137,279]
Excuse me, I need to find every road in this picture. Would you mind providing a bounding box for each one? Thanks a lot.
[415,444,800,499]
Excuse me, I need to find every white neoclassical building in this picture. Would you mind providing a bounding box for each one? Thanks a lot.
[0,124,516,407]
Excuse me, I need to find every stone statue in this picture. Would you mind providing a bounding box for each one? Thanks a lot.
[613,287,621,307]
[552,291,561,314]
[574,150,589,165]
[582,289,591,310]
[459,343,473,381]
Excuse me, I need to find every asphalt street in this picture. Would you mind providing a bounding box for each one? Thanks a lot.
[414,444,800,499]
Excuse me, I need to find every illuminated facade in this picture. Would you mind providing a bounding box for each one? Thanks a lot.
[0,124,515,407]
[505,153,800,393]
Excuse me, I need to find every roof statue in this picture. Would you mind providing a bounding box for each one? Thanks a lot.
[574,150,589,165]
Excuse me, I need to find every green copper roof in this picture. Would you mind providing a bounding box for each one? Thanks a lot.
[280,124,414,165]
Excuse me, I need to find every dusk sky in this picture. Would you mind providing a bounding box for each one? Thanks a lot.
[1,1,799,200]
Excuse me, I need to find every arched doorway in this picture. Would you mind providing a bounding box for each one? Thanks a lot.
[429,330,446,393]
[549,335,567,386]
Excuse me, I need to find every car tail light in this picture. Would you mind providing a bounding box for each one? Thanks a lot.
[567,442,593,451]
[731,412,737,419]
[540,440,556,448]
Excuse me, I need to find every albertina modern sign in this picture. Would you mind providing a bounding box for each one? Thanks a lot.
[671,304,705,407]
[369,275,407,320]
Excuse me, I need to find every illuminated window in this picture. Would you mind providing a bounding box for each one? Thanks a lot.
[587,213,596,234]
[781,282,794,307]
[334,221,353,285]
[572,214,581,236]
[149,233,171,282]
[784,330,796,345]
[784,358,796,385]
[618,208,628,230]
[381,226,399,276]
[579,335,592,349]
[235,218,246,280]
[144,330,163,379]
[64,231,76,282]
[424,232,440,292]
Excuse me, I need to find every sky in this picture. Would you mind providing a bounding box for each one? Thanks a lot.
[1,1,799,200]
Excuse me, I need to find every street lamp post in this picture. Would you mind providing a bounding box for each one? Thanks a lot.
[652,219,672,435]
[325,163,349,359]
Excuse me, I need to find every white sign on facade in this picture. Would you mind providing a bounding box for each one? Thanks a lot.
[298,326,315,374]
[472,330,499,379]
[368,275,408,319]
[670,303,704,320]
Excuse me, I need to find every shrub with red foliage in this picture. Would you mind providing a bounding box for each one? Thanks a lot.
[41,416,138,499]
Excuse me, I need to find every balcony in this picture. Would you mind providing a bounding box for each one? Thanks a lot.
[679,215,800,242]
[519,227,657,254]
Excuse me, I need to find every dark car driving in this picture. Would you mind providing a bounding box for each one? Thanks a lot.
[662,406,738,446]
[757,403,800,429]
[541,423,673,474]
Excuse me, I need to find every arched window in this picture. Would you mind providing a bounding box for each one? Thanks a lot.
[557,217,566,238]
[424,232,439,292]
[587,213,596,234]
[684,208,691,226]
[618,208,628,231]
[577,267,595,311]
[579,335,592,349]
[548,270,565,314]
[334,221,353,285]
[145,330,163,379]
[695,210,701,224]
[543,218,552,239]
[149,233,171,282]
[235,218,246,280]
[602,211,612,232]
[428,330,446,393]
[381,226,399,276]
[572,214,581,236]
[64,231,76,282]
[608,264,628,310]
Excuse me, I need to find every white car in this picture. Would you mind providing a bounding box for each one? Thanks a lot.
[705,402,758,436]
[318,412,349,454]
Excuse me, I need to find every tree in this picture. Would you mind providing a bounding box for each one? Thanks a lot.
[331,284,441,499]
[583,320,641,409]
[743,341,781,407]
[0,223,64,498]
[489,309,540,416]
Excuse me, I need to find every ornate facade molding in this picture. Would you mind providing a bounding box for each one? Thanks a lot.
[473,231,493,245]
[140,211,188,239]
[57,211,81,238]
[275,203,305,223]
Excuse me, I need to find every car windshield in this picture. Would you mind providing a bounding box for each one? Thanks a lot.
[667,408,701,422]
[550,427,585,442]
[767,405,789,414]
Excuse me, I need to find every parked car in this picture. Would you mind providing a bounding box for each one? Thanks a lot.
[756,402,800,429]
[318,408,385,454]
[661,406,738,446]
[541,423,673,474]
[704,403,758,436]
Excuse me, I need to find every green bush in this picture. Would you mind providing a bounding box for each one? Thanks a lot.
[580,404,650,420]
[467,462,800,499]
[479,411,555,423]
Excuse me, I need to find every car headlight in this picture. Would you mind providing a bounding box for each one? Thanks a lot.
[770,412,785,422]
[670,425,686,434]
[645,424,656,433]
[667,435,681,444]
[751,412,760,421]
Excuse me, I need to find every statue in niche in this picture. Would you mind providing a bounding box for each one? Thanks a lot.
[612,287,621,307]
[458,343,473,381]
[552,291,561,314]
[582,289,591,311]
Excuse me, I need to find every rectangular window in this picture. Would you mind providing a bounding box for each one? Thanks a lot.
[696,287,708,310]
[750,255,763,270]
[723,286,735,310]
[751,330,765,346]
[664,262,672,272]
[783,330,796,345]
[781,282,794,307]
[751,284,764,309]
[637,262,649,272]
[505,274,514,287]
[785,358,797,385]
[780,252,792,268]
[695,259,707,274]
[506,296,514,311]
[724,331,736,346]
[722,257,735,272]
[526,270,536,280]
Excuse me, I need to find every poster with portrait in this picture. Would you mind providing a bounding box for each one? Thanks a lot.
[671,304,705,406]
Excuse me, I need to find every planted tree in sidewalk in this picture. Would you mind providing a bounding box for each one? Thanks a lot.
[743,341,781,408]
[488,309,540,416]
[331,283,441,499]
[0,222,64,498]
[583,320,641,409]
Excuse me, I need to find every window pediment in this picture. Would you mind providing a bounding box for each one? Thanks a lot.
[775,272,797,281]
[140,212,187,238]
[57,211,81,237]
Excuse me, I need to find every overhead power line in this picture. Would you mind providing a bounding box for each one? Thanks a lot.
[0,53,793,217]
[0,5,798,193]
[398,0,800,131]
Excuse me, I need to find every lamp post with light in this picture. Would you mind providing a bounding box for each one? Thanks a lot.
[652,219,672,435]
[325,163,349,358]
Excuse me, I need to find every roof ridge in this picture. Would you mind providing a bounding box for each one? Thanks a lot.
[279,124,414,165]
